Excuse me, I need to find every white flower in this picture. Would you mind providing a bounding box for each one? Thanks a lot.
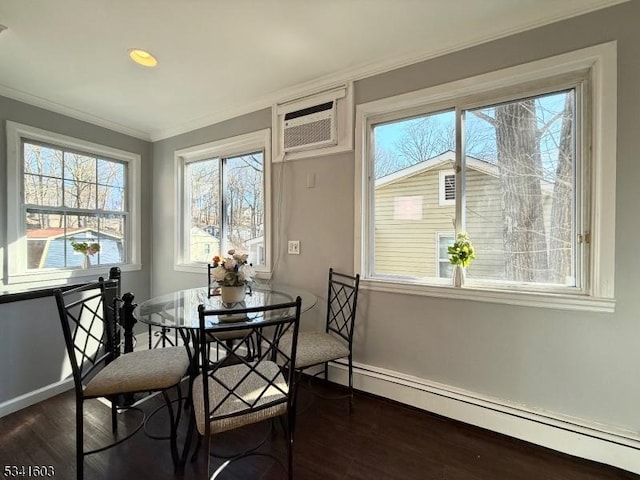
[213,267,227,281]
[223,258,237,270]
[211,250,253,286]
[239,263,255,281]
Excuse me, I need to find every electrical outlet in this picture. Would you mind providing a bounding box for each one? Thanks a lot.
[288,240,300,255]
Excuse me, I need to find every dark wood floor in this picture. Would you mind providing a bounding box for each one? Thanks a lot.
[1,381,638,480]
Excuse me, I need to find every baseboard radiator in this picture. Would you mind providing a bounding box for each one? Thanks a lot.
[327,360,640,475]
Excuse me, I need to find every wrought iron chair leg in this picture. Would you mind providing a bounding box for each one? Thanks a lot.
[174,383,183,433]
[191,433,202,463]
[77,399,83,480]
[203,433,211,480]
[287,411,294,480]
[181,409,196,467]
[160,391,180,472]
[348,356,354,414]
[110,397,117,433]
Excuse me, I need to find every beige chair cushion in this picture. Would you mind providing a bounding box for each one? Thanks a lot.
[83,346,190,397]
[192,361,288,435]
[281,331,349,370]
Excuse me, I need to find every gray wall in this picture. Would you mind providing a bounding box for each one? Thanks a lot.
[0,96,152,404]
[150,1,640,434]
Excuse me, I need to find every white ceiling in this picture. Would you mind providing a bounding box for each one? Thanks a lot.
[0,0,625,141]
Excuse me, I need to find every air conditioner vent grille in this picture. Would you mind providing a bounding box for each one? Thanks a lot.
[284,101,334,121]
[284,117,333,150]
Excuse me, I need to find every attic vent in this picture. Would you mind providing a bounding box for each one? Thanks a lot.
[439,169,456,206]
[283,101,336,153]
[444,174,455,200]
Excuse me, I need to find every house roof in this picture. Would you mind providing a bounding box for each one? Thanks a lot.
[375,151,498,189]
[27,227,121,240]
[376,150,555,196]
[27,228,80,239]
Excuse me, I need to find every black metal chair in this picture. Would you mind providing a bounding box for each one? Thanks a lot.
[281,268,360,412]
[189,297,302,480]
[54,279,191,479]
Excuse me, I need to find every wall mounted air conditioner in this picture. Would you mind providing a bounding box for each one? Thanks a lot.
[283,101,337,153]
[273,82,353,162]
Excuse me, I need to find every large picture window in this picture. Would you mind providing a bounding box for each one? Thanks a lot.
[175,129,271,274]
[372,88,578,288]
[355,43,617,311]
[6,122,141,284]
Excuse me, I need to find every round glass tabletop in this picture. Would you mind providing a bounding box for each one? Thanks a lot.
[134,284,317,329]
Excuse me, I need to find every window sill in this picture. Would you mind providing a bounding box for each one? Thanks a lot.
[4,263,142,291]
[363,278,615,313]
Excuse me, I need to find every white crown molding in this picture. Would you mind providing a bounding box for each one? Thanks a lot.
[149,0,627,141]
[0,83,151,141]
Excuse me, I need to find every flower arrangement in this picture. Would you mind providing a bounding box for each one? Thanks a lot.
[448,232,476,267]
[211,250,255,287]
[70,238,100,256]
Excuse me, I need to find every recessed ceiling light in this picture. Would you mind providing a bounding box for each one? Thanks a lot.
[128,49,158,67]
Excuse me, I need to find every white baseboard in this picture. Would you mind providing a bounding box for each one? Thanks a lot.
[328,360,640,475]
[0,378,74,419]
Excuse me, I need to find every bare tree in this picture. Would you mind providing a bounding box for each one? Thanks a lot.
[24,146,123,231]
[188,154,264,252]
[493,101,549,282]
[395,115,452,166]
[472,94,573,283]
[548,93,574,283]
[374,144,402,178]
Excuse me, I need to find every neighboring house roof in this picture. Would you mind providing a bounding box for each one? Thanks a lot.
[27,227,121,241]
[27,227,80,239]
[375,151,498,189]
[191,226,218,240]
[245,236,264,246]
[375,150,553,195]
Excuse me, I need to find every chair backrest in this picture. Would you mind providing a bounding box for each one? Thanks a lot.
[325,268,360,345]
[196,297,301,435]
[54,279,119,393]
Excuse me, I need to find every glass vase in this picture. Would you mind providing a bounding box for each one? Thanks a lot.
[452,265,465,287]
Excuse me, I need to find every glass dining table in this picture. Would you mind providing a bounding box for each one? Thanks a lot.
[134,283,317,332]
[131,283,317,465]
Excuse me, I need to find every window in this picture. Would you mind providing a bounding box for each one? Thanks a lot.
[175,129,271,275]
[437,233,455,278]
[355,43,617,311]
[6,122,141,285]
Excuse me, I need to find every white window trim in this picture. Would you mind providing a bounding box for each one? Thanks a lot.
[5,121,142,285]
[436,232,455,278]
[354,42,617,313]
[174,129,272,277]
[439,170,456,206]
